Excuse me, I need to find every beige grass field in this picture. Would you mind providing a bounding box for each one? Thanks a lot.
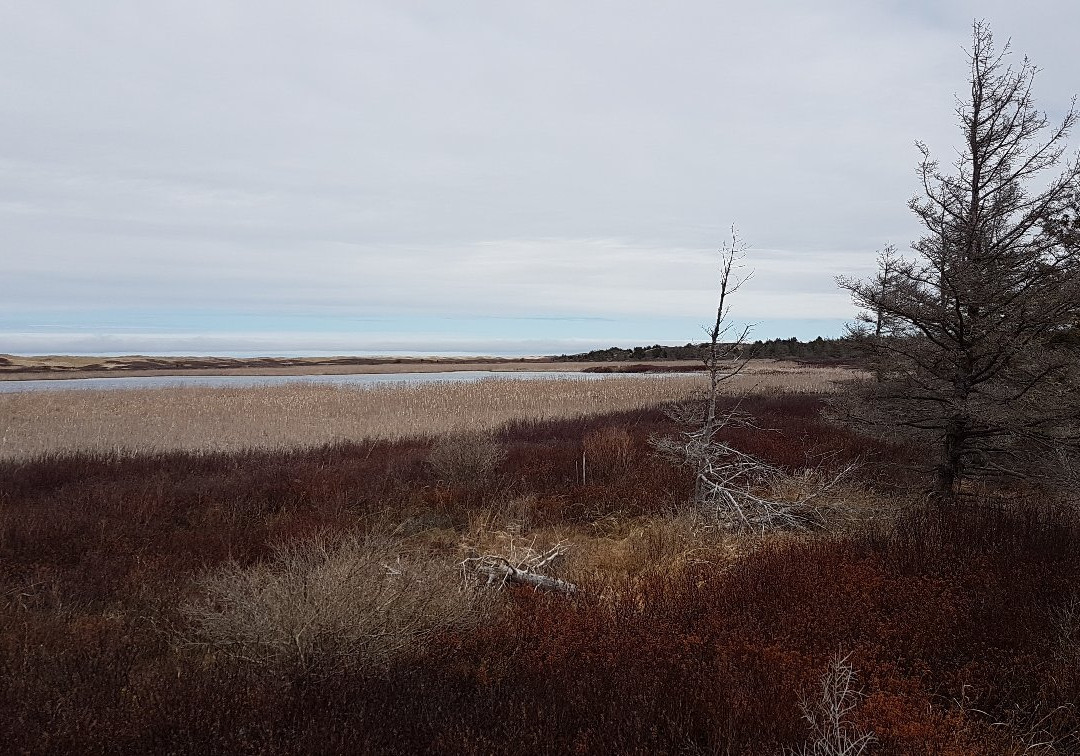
[0,362,861,460]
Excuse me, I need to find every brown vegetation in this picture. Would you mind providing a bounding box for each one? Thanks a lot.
[2,390,1076,753]
[427,431,508,487]
[0,365,860,460]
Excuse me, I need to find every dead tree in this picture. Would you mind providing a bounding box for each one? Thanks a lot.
[869,246,903,340]
[837,22,1080,501]
[654,230,853,532]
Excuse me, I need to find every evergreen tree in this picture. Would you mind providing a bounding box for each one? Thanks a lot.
[837,22,1080,499]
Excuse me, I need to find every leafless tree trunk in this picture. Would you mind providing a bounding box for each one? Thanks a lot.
[693,228,754,504]
[655,230,854,531]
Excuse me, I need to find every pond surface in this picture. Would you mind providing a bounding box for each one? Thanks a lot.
[0,370,615,393]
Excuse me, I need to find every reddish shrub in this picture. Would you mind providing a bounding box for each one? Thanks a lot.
[1,400,1073,754]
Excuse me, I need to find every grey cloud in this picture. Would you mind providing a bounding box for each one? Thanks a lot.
[0,331,636,358]
[3,236,866,320]
[1,1,1077,352]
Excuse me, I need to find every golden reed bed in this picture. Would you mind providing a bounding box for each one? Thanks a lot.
[0,364,859,460]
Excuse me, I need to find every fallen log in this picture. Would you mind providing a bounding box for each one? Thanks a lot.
[477,561,577,595]
[464,543,578,595]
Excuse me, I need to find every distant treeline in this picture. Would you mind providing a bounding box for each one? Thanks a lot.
[554,336,859,363]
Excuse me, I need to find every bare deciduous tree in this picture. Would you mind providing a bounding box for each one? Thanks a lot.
[837,21,1080,501]
[655,231,853,531]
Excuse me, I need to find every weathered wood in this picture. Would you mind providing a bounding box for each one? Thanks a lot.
[477,562,577,595]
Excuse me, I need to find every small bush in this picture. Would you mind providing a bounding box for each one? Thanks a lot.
[180,533,483,677]
[582,425,635,482]
[789,653,876,756]
[428,432,507,487]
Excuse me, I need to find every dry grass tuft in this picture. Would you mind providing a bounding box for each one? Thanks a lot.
[583,425,636,482]
[568,513,744,589]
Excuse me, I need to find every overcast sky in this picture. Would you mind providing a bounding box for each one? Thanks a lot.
[2,1,1078,356]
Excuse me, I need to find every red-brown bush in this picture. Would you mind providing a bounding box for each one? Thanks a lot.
[1,397,1071,754]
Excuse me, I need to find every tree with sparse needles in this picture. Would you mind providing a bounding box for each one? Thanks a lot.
[836,21,1080,502]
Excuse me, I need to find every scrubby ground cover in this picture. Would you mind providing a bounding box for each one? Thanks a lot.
[1,393,1076,754]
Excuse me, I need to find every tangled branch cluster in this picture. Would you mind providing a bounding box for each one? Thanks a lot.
[653,403,853,533]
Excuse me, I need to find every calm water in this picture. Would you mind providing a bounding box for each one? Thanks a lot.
[0,370,612,393]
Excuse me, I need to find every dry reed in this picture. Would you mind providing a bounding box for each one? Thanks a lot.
[0,365,859,460]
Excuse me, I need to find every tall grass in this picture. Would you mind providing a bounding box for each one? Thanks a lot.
[0,368,857,460]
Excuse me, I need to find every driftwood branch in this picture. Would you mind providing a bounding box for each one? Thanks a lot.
[476,561,577,594]
[462,543,577,595]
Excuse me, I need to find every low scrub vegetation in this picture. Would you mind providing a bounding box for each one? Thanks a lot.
[2,390,1077,753]
[181,533,485,678]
